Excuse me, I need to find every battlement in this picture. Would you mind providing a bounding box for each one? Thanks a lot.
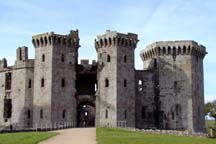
[140,40,207,61]
[95,30,139,51]
[32,30,80,48]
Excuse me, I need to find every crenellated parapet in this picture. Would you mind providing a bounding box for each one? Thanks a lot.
[95,30,139,51]
[32,30,80,48]
[140,40,207,61]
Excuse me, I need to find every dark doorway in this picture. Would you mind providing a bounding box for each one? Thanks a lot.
[77,102,95,127]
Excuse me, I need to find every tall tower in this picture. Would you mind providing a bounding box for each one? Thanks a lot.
[32,30,79,126]
[140,41,207,132]
[95,30,139,127]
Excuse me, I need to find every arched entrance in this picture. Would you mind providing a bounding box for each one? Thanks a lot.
[77,101,95,127]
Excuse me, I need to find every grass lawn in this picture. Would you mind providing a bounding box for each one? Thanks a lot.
[0,131,58,144]
[97,127,216,144]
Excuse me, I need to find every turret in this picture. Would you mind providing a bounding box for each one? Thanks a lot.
[16,46,28,61]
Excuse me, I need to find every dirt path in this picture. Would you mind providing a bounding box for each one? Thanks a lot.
[39,128,97,144]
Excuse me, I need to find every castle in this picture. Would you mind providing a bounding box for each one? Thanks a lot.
[0,29,207,132]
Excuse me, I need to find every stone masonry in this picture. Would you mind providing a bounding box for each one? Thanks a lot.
[0,29,207,133]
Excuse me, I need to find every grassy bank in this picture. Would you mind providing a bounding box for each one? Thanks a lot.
[97,127,215,144]
[0,131,57,144]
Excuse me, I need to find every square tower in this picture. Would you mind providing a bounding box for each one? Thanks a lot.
[95,30,139,127]
[32,30,79,126]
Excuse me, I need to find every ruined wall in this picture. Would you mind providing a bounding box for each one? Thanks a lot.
[135,70,155,129]
[0,59,8,127]
[0,47,34,129]
[95,30,138,127]
[11,55,34,129]
[140,41,207,132]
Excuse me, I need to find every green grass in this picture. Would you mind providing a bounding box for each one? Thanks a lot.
[0,131,58,144]
[97,127,216,144]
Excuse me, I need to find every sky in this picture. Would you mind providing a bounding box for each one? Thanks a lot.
[0,0,215,102]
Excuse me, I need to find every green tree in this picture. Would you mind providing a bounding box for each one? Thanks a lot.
[209,101,216,127]
[205,102,212,117]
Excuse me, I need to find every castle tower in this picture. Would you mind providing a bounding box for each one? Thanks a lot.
[32,30,79,126]
[95,30,139,127]
[140,41,207,132]
[16,46,28,61]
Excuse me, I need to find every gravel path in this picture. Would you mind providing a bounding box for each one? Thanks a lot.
[39,128,97,144]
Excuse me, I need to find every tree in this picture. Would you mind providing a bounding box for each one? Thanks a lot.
[205,102,212,117]
[209,101,216,122]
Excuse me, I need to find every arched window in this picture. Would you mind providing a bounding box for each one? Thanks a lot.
[62,109,66,119]
[107,55,111,62]
[41,78,45,87]
[105,109,108,118]
[105,78,109,87]
[40,109,43,119]
[42,54,45,62]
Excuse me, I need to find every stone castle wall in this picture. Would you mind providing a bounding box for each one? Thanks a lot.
[0,30,207,133]
[140,41,207,132]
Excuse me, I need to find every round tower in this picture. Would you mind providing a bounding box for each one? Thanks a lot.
[140,41,207,132]
[95,30,139,127]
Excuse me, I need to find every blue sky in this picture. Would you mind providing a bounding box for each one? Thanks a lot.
[0,0,215,102]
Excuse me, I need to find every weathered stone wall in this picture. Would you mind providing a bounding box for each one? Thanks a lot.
[95,33,118,126]
[95,30,138,127]
[191,55,205,132]
[140,41,207,132]
[135,70,155,129]
[33,37,53,125]
[0,61,7,126]
[0,47,34,129]
[32,30,79,126]
[0,30,207,132]
[11,58,34,129]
